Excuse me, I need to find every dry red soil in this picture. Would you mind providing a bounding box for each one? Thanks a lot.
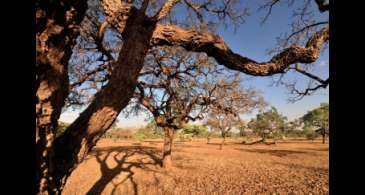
[62,138,328,195]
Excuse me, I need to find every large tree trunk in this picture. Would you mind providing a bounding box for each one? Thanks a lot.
[36,47,69,195]
[36,0,87,194]
[51,13,157,193]
[162,127,174,168]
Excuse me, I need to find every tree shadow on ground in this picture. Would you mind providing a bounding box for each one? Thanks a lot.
[206,142,222,145]
[174,144,201,148]
[295,147,329,152]
[86,145,162,195]
[235,148,311,157]
[143,140,164,144]
[206,142,238,146]
[272,162,328,173]
[276,140,326,144]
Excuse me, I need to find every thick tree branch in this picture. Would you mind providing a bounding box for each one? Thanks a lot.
[36,0,89,193]
[101,0,136,33]
[151,24,329,76]
[152,0,180,21]
[52,11,156,191]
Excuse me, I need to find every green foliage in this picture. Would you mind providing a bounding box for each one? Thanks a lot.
[101,121,166,141]
[133,131,146,141]
[181,124,208,137]
[145,120,164,136]
[102,128,134,140]
[134,126,164,139]
[238,125,249,137]
[248,106,287,138]
[305,130,319,140]
[239,129,246,137]
[284,130,307,137]
[56,121,70,137]
[177,132,193,142]
[301,103,329,136]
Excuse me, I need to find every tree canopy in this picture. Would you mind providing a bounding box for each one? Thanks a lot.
[247,106,287,138]
[301,102,329,143]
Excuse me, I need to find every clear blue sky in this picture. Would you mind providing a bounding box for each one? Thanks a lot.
[60,0,329,127]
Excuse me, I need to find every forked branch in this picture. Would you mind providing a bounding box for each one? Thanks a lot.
[151,24,329,76]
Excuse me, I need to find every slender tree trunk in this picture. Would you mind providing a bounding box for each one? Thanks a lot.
[220,133,226,150]
[162,127,174,168]
[207,136,210,144]
[262,133,266,143]
[36,1,87,194]
[273,134,277,145]
[322,133,325,144]
[51,13,157,192]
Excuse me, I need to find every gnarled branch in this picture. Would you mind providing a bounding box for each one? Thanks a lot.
[151,24,329,76]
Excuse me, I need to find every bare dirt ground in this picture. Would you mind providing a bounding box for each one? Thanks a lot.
[62,138,328,195]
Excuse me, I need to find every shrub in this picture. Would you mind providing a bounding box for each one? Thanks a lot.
[135,127,164,139]
[285,130,307,137]
[102,128,134,140]
[178,132,193,142]
[305,131,318,140]
[181,125,208,137]
[133,132,146,141]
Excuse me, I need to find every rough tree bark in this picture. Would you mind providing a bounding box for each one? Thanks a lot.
[151,24,329,76]
[162,127,175,168]
[36,0,87,194]
[51,11,157,193]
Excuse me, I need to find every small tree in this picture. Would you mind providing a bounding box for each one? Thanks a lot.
[247,107,287,143]
[206,76,264,149]
[127,47,265,166]
[238,123,247,137]
[206,115,241,149]
[301,103,329,143]
[306,132,317,141]
[127,47,246,167]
